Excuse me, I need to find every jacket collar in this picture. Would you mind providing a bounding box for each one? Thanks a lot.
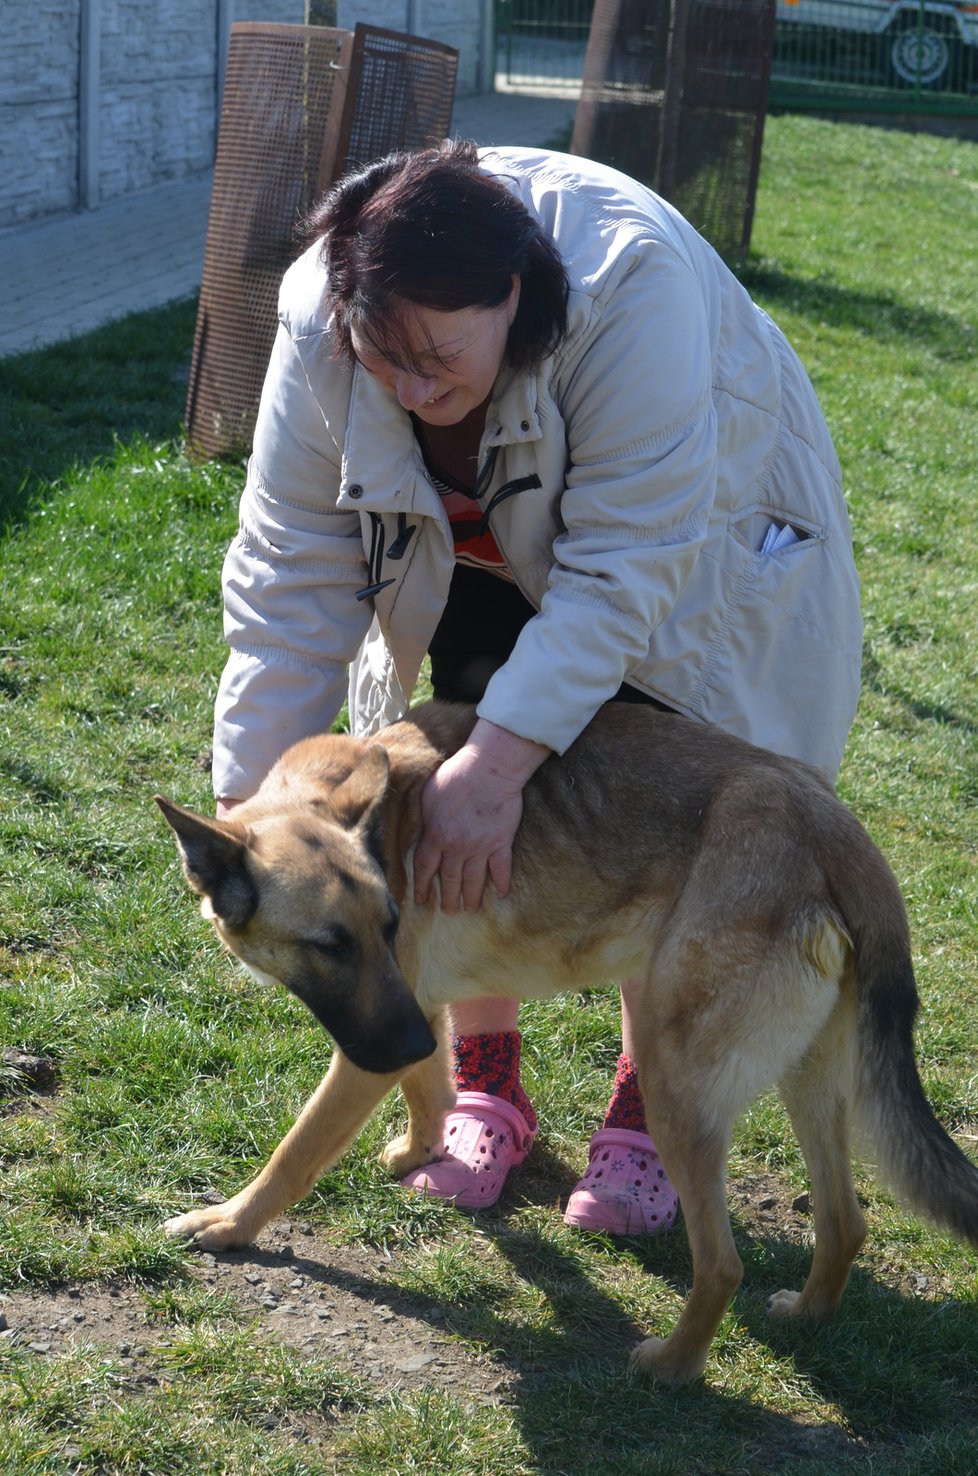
[337,362,545,514]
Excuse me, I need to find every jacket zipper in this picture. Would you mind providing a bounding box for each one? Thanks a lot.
[355,511,416,603]
[354,447,541,602]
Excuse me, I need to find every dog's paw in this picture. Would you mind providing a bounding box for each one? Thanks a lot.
[630,1333,706,1386]
[163,1207,252,1250]
[766,1288,803,1320]
[380,1132,442,1179]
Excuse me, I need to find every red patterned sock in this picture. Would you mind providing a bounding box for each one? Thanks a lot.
[602,1054,648,1133]
[451,1031,538,1134]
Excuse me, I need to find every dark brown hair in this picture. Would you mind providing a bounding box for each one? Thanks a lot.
[300,140,569,373]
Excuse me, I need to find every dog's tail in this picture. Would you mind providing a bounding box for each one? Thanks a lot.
[847,839,978,1247]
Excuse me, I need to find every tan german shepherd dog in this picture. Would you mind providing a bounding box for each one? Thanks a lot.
[156,700,978,1385]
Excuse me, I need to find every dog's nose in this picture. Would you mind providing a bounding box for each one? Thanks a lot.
[397,1014,439,1066]
[348,1014,437,1075]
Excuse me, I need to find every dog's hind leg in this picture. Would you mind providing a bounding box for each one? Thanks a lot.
[164,1051,402,1249]
[629,1077,742,1386]
[627,918,848,1383]
[381,1013,456,1178]
[624,965,744,1384]
[768,986,866,1325]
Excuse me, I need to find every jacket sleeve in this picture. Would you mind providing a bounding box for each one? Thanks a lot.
[212,322,372,799]
[477,243,719,753]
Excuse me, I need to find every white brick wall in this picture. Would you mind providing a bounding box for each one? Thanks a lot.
[0,0,305,227]
[0,0,82,224]
[0,0,478,228]
[336,0,487,94]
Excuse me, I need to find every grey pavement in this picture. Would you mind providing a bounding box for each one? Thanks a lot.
[0,87,578,359]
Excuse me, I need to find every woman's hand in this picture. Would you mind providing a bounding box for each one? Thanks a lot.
[413,719,550,913]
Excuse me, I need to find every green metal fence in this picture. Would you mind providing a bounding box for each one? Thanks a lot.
[496,0,978,114]
[770,0,978,113]
[496,0,591,86]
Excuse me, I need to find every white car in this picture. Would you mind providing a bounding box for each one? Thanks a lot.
[776,0,978,89]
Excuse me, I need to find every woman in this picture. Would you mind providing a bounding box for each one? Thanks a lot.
[213,141,862,1234]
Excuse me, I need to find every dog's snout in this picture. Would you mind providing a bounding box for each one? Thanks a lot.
[345,1008,437,1075]
[395,1014,438,1067]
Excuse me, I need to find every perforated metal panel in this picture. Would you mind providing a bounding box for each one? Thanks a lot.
[571,0,776,263]
[186,23,457,460]
[341,24,462,171]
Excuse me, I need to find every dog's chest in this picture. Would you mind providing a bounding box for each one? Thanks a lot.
[406,902,657,1014]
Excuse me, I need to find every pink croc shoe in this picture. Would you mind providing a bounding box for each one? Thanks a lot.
[563,1127,679,1236]
[400,1090,537,1209]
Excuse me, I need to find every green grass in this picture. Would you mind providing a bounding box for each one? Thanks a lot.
[1,114,977,1472]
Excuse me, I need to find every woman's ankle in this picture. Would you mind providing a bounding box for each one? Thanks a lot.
[601,1053,648,1134]
[451,1030,537,1134]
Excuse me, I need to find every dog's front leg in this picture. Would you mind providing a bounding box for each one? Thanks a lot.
[164,1051,402,1249]
[380,1014,454,1178]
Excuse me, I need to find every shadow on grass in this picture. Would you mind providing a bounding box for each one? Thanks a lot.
[0,299,199,530]
[861,647,978,738]
[200,1145,978,1473]
[739,264,974,363]
[730,1228,978,1439]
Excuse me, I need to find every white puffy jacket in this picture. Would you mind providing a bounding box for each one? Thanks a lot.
[214,147,862,799]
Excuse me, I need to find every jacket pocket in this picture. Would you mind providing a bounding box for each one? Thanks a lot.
[729,506,825,559]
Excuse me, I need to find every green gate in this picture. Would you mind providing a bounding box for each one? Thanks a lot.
[496,0,592,86]
[770,0,978,114]
[496,1,978,114]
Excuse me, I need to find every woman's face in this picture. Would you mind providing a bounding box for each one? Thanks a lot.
[349,279,520,426]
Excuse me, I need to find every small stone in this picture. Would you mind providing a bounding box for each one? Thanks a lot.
[118,1343,131,1356]
[397,1352,437,1373]
[201,1189,225,1206]
[244,1272,262,1285]
[29,1342,52,1354]
[792,1192,812,1214]
[1,1047,58,1091]
[757,1195,776,1210]
[260,1296,279,1310]
[277,1244,295,1261]
[0,1313,7,1333]
[289,1276,305,1289]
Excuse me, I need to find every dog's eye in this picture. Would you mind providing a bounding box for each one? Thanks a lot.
[308,928,353,960]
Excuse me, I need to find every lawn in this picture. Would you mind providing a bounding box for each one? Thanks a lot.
[0,114,976,1474]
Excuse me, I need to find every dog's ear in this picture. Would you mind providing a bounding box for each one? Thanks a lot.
[154,797,257,930]
[328,747,390,830]
[326,746,390,869]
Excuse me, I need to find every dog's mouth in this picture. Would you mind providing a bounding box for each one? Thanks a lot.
[284,969,437,1075]
[333,1018,437,1075]
[235,946,436,1074]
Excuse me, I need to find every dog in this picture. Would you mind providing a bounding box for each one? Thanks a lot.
[156,700,978,1385]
